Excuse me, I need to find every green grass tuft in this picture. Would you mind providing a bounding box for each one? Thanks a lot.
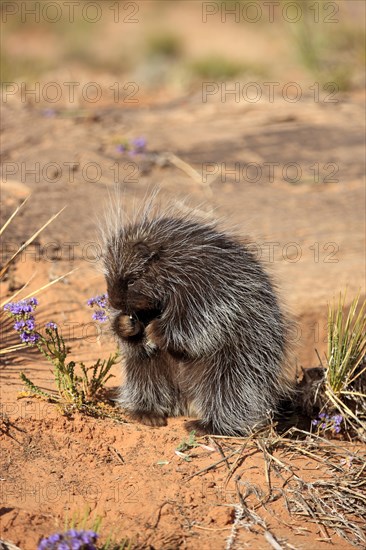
[322,292,366,439]
[286,1,365,90]
[64,507,133,549]
[326,292,366,395]
[146,32,183,59]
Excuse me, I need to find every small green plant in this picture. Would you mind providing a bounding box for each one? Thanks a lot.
[3,297,119,414]
[175,430,199,462]
[176,430,199,452]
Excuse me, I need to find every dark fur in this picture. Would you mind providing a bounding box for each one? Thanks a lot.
[102,203,293,435]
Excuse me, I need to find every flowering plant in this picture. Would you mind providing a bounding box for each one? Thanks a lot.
[3,298,117,409]
[87,294,108,323]
[312,412,343,434]
[38,528,99,550]
[4,297,41,344]
[116,136,147,156]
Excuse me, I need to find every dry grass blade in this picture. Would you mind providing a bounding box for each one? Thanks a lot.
[1,269,76,309]
[325,389,359,422]
[0,272,36,307]
[341,390,366,398]
[264,531,285,550]
[228,478,287,549]
[0,343,26,355]
[0,206,66,279]
[166,153,204,184]
[211,438,231,471]
[206,426,366,547]
[1,199,70,360]
[185,448,242,481]
[276,441,365,545]
[0,196,29,237]
[21,269,76,299]
[224,441,251,488]
[166,153,217,195]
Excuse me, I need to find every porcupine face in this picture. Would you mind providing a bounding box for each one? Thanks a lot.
[104,237,163,327]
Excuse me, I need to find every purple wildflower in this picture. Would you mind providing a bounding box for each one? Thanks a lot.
[5,302,23,315]
[14,320,26,331]
[131,136,147,152]
[87,293,108,308]
[96,295,107,308]
[4,298,38,315]
[20,332,40,344]
[80,531,98,543]
[116,137,147,156]
[26,318,36,331]
[42,108,56,118]
[87,293,109,322]
[48,533,62,543]
[312,411,343,436]
[92,310,107,323]
[4,303,17,314]
[45,322,58,331]
[38,529,99,550]
[4,299,41,346]
[331,414,343,434]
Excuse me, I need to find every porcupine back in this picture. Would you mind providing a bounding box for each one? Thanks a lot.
[102,199,294,434]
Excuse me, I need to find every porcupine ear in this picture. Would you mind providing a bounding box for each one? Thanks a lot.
[132,241,160,262]
[133,242,151,257]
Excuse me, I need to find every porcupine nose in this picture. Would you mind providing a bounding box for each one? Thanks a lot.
[106,279,127,312]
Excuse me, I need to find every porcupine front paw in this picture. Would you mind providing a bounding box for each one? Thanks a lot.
[185,419,215,436]
[114,314,143,339]
[130,410,168,427]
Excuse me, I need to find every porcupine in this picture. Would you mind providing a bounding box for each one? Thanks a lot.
[101,199,293,436]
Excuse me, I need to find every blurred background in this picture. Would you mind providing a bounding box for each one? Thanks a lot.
[1,0,365,105]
